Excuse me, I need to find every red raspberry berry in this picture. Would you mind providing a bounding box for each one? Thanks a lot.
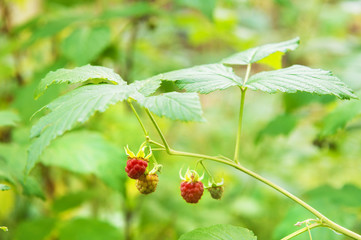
[136,173,159,194]
[180,181,204,203]
[125,158,148,179]
[208,185,224,200]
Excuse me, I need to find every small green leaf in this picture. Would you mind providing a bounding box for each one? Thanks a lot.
[0,184,10,191]
[28,84,130,173]
[246,65,357,100]
[179,224,257,240]
[35,65,125,98]
[154,64,242,94]
[61,26,111,65]
[0,110,20,127]
[221,37,300,65]
[319,100,361,137]
[0,226,8,232]
[59,218,122,240]
[138,92,204,122]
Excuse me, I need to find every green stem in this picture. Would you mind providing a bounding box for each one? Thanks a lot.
[145,109,171,153]
[281,223,322,240]
[148,140,361,240]
[308,225,313,240]
[233,63,251,163]
[234,88,246,164]
[199,161,214,182]
[144,90,361,239]
[128,100,148,136]
[243,63,252,86]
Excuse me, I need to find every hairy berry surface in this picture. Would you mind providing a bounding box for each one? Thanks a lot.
[136,174,159,194]
[180,181,204,203]
[125,158,148,179]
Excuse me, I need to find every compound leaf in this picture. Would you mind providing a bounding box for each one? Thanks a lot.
[221,37,299,65]
[154,64,242,94]
[28,84,130,173]
[179,224,257,240]
[246,65,357,100]
[35,65,125,98]
[138,92,204,122]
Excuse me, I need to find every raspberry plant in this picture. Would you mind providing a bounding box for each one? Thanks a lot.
[27,38,361,239]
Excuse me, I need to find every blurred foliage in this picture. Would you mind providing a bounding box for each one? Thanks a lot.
[0,0,361,239]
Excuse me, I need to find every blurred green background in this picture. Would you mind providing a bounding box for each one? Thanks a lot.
[1,0,361,239]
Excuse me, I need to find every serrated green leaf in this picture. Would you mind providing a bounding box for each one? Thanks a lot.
[28,84,130,173]
[221,37,299,65]
[154,64,242,94]
[0,110,20,127]
[61,26,111,65]
[138,92,204,122]
[35,65,125,98]
[179,224,257,240]
[246,65,357,100]
[40,131,126,192]
[59,218,122,240]
[319,100,361,137]
[0,184,10,191]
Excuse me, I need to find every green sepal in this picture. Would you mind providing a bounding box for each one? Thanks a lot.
[179,168,204,182]
[149,163,163,175]
[205,179,224,189]
[124,145,136,158]
[125,144,152,160]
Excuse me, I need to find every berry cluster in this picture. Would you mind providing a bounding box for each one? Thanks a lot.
[124,145,224,203]
[124,145,159,195]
